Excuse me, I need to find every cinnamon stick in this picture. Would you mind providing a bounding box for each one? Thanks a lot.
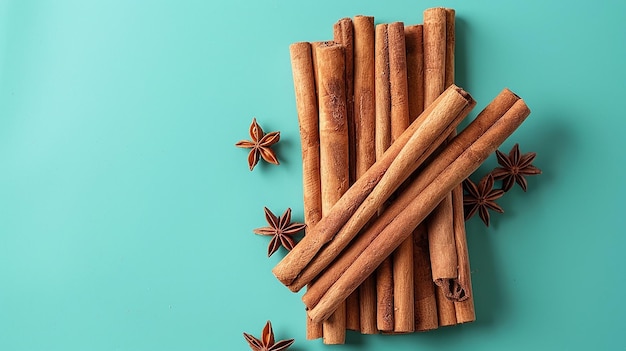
[405,23,439,331]
[333,17,359,333]
[307,97,531,323]
[289,42,324,340]
[412,224,439,330]
[290,42,321,237]
[373,22,394,333]
[387,21,414,333]
[424,7,457,327]
[315,42,348,345]
[283,85,474,294]
[405,24,425,121]
[353,14,377,335]
[452,183,476,323]
[301,88,519,313]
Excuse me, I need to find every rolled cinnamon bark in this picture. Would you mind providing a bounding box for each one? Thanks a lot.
[289,42,324,340]
[374,22,394,333]
[413,224,439,330]
[290,42,321,237]
[405,23,439,331]
[314,42,348,345]
[405,24,425,121]
[387,21,414,333]
[307,97,531,323]
[353,14,378,335]
[302,88,520,313]
[424,7,457,326]
[452,183,476,323]
[333,17,359,333]
[281,85,474,293]
[424,8,447,106]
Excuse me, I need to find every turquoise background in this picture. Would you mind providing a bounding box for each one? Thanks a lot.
[1,0,624,350]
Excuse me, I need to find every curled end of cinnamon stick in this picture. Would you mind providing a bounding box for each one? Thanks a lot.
[436,278,470,302]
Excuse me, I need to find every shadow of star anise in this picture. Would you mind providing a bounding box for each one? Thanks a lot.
[463,174,505,227]
[243,320,295,351]
[253,207,306,257]
[235,118,280,171]
[491,143,542,192]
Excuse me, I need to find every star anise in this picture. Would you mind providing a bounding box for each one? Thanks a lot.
[235,118,280,171]
[463,174,505,227]
[253,207,306,257]
[491,143,541,192]
[243,320,294,351]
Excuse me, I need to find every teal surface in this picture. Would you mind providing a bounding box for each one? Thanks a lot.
[1,0,624,350]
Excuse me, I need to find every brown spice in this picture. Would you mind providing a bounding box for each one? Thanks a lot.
[243,320,295,351]
[463,174,505,227]
[235,118,280,171]
[491,143,542,192]
[253,208,306,257]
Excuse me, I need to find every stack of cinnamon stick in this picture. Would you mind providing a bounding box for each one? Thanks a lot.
[280,8,530,344]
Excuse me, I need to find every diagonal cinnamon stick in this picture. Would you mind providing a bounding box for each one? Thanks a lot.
[307,97,531,323]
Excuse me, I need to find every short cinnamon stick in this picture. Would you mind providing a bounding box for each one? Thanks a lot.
[289,42,324,340]
[452,183,476,323]
[302,88,520,314]
[412,224,439,330]
[307,97,531,323]
[405,24,425,121]
[353,14,378,335]
[373,22,394,333]
[314,42,348,345]
[290,42,322,235]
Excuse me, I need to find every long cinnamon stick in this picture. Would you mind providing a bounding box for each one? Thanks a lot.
[301,88,519,312]
[289,42,324,340]
[307,97,531,323]
[353,14,377,335]
[373,22,394,333]
[405,23,439,331]
[283,85,474,293]
[315,42,348,345]
[424,7,457,327]
[387,21,414,333]
[333,17,359,333]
